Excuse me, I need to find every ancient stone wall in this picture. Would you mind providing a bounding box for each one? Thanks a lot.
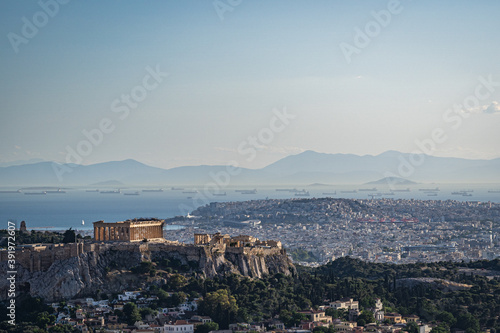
[0,239,286,274]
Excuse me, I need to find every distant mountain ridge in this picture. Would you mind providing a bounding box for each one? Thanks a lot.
[0,151,498,186]
[365,177,418,185]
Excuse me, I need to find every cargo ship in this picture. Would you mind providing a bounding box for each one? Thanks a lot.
[46,189,66,194]
[100,190,120,194]
[419,187,439,191]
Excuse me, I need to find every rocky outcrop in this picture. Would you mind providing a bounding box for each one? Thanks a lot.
[0,242,294,302]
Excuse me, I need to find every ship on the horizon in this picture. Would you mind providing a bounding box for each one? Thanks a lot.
[124,191,140,196]
[100,190,120,194]
[322,191,336,195]
[0,189,21,193]
[451,191,473,196]
[46,189,66,194]
[295,190,310,197]
[142,189,163,192]
[393,188,411,192]
[239,189,257,194]
[419,187,439,191]
[359,187,377,191]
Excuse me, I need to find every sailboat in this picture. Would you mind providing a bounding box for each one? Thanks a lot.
[82,220,85,226]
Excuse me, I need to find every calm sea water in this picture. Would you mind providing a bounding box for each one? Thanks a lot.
[1,184,499,230]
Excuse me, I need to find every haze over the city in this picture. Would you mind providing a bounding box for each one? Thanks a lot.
[1,1,500,169]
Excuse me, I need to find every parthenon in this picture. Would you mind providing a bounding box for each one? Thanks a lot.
[93,220,164,242]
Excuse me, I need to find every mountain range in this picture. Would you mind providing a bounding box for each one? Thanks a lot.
[0,150,499,186]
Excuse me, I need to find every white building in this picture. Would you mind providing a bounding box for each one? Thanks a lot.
[161,320,194,333]
[179,300,198,311]
[329,298,359,310]
[375,298,383,311]
[373,298,384,322]
[118,291,141,301]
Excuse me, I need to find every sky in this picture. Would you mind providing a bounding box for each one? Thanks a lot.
[1,0,499,169]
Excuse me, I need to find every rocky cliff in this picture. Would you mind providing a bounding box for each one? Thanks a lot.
[0,242,294,302]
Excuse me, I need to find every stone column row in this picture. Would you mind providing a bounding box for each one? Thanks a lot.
[94,223,163,242]
[94,225,131,241]
[128,224,163,241]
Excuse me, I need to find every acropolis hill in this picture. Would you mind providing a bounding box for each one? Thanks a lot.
[0,219,293,301]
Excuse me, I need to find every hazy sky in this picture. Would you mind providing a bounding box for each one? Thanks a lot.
[1,0,499,169]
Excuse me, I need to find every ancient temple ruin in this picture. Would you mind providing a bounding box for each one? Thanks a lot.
[93,219,164,242]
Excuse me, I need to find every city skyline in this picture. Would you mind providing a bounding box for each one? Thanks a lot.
[1,1,500,169]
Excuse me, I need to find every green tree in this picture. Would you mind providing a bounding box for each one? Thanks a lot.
[279,310,307,328]
[123,302,141,325]
[165,292,187,307]
[196,322,219,333]
[406,321,419,333]
[169,274,188,290]
[36,311,55,329]
[131,261,154,274]
[140,307,157,319]
[357,311,375,326]
[437,312,456,327]
[62,228,76,243]
[199,289,238,328]
[313,327,335,333]
[455,313,479,332]
[431,323,450,333]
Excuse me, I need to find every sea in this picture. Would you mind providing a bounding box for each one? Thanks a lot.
[1,184,499,231]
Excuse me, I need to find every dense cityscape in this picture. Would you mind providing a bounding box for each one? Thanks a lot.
[166,198,500,265]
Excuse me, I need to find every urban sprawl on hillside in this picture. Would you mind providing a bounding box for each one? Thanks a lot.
[166,198,500,265]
